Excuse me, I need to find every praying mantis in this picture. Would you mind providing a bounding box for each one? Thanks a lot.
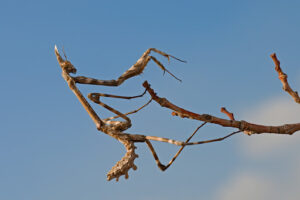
[54,46,242,181]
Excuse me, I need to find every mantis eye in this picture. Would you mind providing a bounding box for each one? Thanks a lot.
[62,61,77,74]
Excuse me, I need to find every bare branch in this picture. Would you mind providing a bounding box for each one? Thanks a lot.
[271,53,300,104]
[143,81,300,135]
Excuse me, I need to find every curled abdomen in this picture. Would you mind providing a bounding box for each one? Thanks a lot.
[106,139,138,181]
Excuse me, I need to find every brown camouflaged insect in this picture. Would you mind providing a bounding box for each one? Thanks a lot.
[54,46,238,181]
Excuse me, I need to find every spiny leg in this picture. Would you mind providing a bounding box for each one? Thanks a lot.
[150,56,182,82]
[148,48,186,63]
[145,122,207,171]
[73,48,185,86]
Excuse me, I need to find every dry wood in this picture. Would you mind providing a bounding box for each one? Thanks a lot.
[143,81,300,135]
[271,53,300,104]
[220,107,235,120]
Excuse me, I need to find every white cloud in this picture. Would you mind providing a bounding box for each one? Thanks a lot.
[214,166,300,200]
[239,96,300,158]
[213,96,300,200]
[215,173,275,200]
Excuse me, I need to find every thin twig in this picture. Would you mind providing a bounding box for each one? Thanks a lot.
[220,107,235,120]
[271,53,300,104]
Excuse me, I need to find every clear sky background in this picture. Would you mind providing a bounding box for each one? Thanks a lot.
[1,0,300,199]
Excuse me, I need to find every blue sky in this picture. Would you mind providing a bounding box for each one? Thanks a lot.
[1,0,300,199]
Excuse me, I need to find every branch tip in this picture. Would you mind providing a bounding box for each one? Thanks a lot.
[220,107,235,120]
[271,53,300,104]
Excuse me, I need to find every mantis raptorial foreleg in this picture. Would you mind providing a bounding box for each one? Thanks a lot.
[73,48,185,86]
